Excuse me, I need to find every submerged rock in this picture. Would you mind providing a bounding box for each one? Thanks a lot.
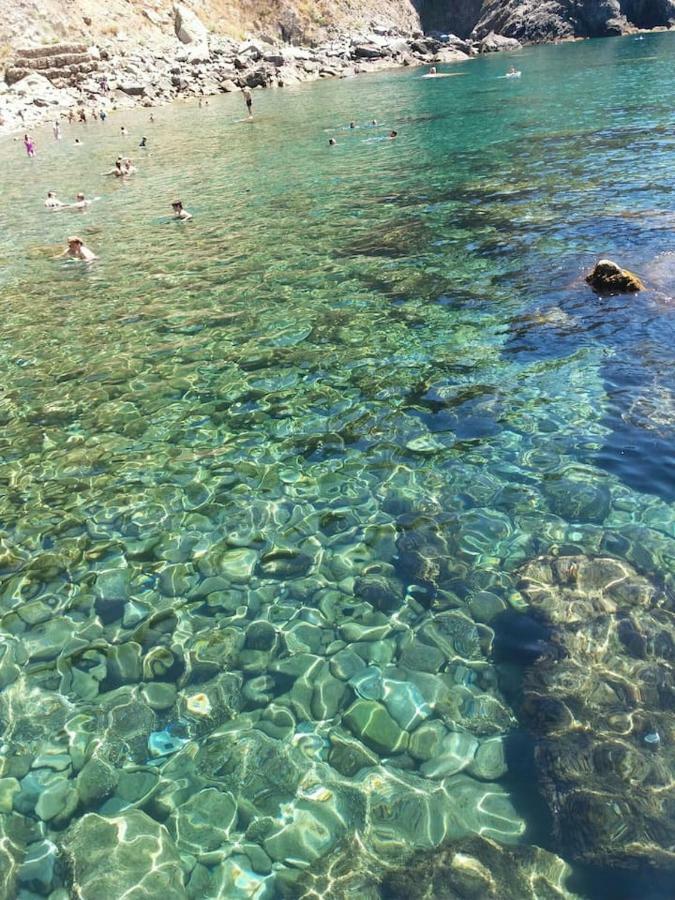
[586,259,645,294]
[382,835,580,899]
[518,554,675,871]
[61,810,186,899]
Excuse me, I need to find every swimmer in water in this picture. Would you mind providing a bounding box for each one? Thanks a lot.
[172,200,192,221]
[54,236,97,262]
[350,121,355,129]
[389,130,398,139]
[139,136,147,148]
[242,86,253,119]
[53,120,62,140]
[328,138,337,146]
[429,66,437,75]
[123,158,137,175]
[103,158,125,177]
[70,192,92,210]
[149,113,155,123]
[120,126,129,136]
[45,191,64,209]
[74,137,82,145]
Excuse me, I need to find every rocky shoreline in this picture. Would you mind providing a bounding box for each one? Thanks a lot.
[0,4,523,137]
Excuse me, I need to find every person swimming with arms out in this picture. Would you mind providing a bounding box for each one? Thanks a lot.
[70,192,92,210]
[102,158,125,177]
[53,236,97,262]
[172,200,192,221]
[45,191,64,209]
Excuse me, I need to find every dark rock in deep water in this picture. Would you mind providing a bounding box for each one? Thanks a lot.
[586,259,645,294]
[517,554,675,872]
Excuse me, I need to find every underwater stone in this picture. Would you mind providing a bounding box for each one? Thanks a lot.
[245,620,277,651]
[311,665,349,720]
[382,679,432,731]
[408,721,449,762]
[185,692,211,716]
[544,479,611,525]
[420,731,478,779]
[349,667,384,701]
[343,699,409,755]
[354,573,405,612]
[171,788,237,854]
[35,779,79,824]
[18,839,58,894]
[76,758,119,807]
[62,810,186,899]
[106,642,143,686]
[419,611,482,663]
[263,795,349,868]
[329,648,366,682]
[208,857,275,898]
[399,639,445,674]
[468,591,507,623]
[141,682,177,711]
[0,777,21,813]
[259,548,313,579]
[217,548,258,582]
[328,727,379,777]
[257,703,296,740]
[382,835,581,900]
[468,736,508,781]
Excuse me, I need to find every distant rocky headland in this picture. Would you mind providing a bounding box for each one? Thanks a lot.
[1,1,673,133]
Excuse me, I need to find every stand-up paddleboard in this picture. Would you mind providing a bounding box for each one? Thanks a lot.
[421,72,465,79]
[505,71,522,79]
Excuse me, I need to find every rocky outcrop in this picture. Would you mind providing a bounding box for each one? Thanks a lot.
[5,44,98,87]
[586,259,645,294]
[470,0,675,41]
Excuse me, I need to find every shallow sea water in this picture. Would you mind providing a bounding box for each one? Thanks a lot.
[0,33,674,900]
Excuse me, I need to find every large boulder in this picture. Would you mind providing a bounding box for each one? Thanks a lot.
[61,810,186,899]
[586,259,645,294]
[478,31,522,53]
[173,3,209,60]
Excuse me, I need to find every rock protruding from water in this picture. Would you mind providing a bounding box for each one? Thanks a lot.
[586,259,645,294]
[518,554,675,872]
[62,811,186,899]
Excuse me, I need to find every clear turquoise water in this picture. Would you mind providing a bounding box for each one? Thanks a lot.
[1,33,675,899]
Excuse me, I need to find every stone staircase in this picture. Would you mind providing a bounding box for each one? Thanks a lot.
[5,44,99,86]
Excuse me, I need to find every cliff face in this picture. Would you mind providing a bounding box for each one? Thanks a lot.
[0,0,673,62]
[417,0,675,39]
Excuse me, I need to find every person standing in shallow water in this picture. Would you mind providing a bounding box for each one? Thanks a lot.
[242,86,253,119]
[24,134,36,157]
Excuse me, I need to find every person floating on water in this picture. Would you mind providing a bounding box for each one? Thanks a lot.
[45,191,64,209]
[71,192,92,210]
[242,86,253,119]
[54,236,97,262]
[172,200,192,221]
[24,134,36,157]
